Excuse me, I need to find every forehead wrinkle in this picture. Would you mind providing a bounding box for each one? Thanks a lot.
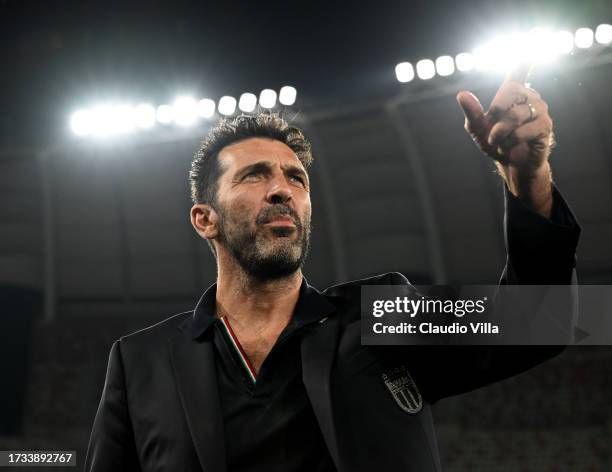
[234,158,306,176]
[221,138,300,165]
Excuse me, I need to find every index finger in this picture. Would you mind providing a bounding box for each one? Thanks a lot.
[505,60,532,84]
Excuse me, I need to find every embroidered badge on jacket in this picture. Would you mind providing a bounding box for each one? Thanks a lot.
[381,365,422,414]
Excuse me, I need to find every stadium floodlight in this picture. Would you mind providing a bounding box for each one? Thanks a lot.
[474,35,520,72]
[198,99,215,118]
[472,28,580,72]
[113,105,136,133]
[575,27,594,49]
[395,62,415,83]
[238,93,257,112]
[173,97,198,126]
[70,110,93,136]
[455,52,475,72]
[416,59,436,80]
[473,43,493,70]
[259,89,277,109]
[134,104,156,129]
[554,30,575,55]
[527,28,559,64]
[90,106,119,135]
[435,55,455,76]
[595,24,612,45]
[218,96,237,116]
[156,104,174,124]
[278,86,297,105]
[390,24,606,85]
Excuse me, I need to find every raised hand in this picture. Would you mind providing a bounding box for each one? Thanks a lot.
[457,62,554,218]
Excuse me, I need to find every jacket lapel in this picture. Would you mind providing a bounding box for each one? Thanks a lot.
[301,293,341,468]
[170,319,226,472]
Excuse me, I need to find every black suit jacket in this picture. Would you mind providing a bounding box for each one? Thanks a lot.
[85,187,580,472]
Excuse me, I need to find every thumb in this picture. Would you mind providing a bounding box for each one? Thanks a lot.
[456,91,485,127]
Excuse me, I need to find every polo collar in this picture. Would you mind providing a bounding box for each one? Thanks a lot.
[190,277,337,340]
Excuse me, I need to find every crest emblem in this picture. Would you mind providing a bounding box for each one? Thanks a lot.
[381,366,422,414]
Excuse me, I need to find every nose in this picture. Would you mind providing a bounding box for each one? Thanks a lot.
[265,176,292,205]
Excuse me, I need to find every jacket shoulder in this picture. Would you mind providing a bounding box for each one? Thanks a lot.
[119,311,193,347]
[322,271,411,297]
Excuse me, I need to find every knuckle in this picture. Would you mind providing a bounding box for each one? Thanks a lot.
[512,90,528,104]
[510,110,523,124]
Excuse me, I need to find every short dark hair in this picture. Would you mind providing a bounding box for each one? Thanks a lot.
[189,113,313,206]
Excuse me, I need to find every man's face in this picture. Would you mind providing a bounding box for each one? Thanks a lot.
[213,137,312,280]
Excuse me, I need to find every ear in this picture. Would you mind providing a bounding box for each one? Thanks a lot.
[190,204,219,240]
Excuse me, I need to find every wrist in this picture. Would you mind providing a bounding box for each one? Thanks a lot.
[497,160,553,218]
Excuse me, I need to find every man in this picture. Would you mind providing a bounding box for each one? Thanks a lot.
[85,65,580,471]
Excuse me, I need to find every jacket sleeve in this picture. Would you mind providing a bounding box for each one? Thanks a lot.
[84,340,141,472]
[398,184,581,403]
[501,183,580,285]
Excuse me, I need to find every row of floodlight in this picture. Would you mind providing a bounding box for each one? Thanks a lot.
[395,24,612,83]
[70,86,297,137]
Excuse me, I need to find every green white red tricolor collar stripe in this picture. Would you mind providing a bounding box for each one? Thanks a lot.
[219,316,257,384]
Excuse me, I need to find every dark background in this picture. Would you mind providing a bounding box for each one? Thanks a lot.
[2,0,612,144]
[1,0,612,470]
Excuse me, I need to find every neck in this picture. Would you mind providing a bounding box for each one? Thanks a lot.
[214,253,303,334]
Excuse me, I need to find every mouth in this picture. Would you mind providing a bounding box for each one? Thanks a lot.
[263,216,296,228]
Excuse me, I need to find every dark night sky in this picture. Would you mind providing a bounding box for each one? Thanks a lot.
[1,0,610,145]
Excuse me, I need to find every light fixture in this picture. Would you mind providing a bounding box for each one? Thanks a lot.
[395,62,415,82]
[595,24,612,45]
[156,104,174,124]
[70,110,93,136]
[238,93,257,112]
[173,97,198,126]
[259,89,277,108]
[435,56,455,76]
[416,59,436,80]
[455,52,475,72]
[554,30,575,55]
[134,104,156,128]
[279,86,297,105]
[218,96,237,116]
[113,105,136,133]
[90,106,120,135]
[575,27,594,49]
[198,99,215,118]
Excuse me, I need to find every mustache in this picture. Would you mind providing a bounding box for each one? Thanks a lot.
[256,204,301,227]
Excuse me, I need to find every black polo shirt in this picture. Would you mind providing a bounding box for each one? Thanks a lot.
[191,280,337,472]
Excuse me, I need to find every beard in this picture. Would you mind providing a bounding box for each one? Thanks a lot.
[215,202,311,281]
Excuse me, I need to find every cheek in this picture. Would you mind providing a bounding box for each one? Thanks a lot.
[301,193,312,211]
[223,198,257,225]
[300,198,312,222]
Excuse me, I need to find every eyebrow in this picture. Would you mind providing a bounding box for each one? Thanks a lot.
[235,161,309,185]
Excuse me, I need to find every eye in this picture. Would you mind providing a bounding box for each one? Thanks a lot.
[289,175,305,185]
[243,171,263,180]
